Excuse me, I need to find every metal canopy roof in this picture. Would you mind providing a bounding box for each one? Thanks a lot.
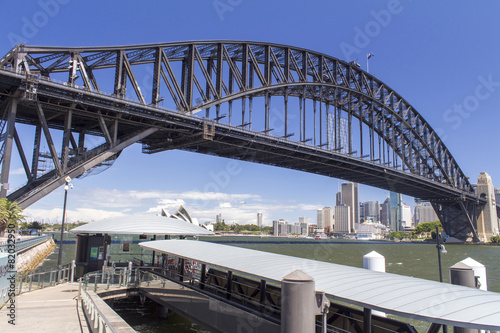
[139,240,500,330]
[70,215,213,236]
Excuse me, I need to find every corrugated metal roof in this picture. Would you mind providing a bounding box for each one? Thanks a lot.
[70,215,213,236]
[139,240,500,330]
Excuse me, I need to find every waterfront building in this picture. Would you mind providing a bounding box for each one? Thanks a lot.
[257,212,263,227]
[401,204,413,230]
[356,222,387,240]
[476,172,500,241]
[298,217,308,224]
[300,222,308,236]
[322,207,334,233]
[414,201,439,226]
[334,204,351,234]
[278,219,288,236]
[272,220,279,236]
[317,209,324,232]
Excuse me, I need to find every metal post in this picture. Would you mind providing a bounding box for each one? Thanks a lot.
[364,308,372,333]
[57,176,71,280]
[281,270,316,333]
[128,261,133,285]
[70,260,75,282]
[436,226,448,333]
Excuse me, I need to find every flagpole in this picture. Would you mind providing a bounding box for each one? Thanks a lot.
[367,57,369,74]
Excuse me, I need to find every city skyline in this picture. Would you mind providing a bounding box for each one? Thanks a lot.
[1,1,499,226]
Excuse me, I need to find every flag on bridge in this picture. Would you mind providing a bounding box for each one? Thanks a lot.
[367,53,374,60]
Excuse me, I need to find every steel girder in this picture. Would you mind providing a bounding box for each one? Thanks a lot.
[0,42,483,240]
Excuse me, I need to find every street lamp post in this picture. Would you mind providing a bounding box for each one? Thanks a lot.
[57,176,72,280]
[435,226,448,333]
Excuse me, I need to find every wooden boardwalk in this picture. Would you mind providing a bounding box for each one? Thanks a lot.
[0,282,90,332]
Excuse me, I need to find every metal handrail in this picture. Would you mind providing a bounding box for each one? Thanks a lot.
[0,235,50,253]
[16,261,75,295]
[80,287,119,333]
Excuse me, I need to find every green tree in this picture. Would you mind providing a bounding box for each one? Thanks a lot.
[28,221,43,230]
[0,198,25,235]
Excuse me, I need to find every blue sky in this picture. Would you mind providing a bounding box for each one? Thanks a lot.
[1,0,500,226]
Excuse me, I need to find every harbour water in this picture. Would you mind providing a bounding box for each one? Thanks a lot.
[40,235,500,331]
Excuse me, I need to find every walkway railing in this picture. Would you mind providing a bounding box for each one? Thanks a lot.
[0,235,51,254]
[81,266,135,293]
[79,286,136,333]
[15,261,75,295]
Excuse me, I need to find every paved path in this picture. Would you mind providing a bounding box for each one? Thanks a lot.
[0,282,89,332]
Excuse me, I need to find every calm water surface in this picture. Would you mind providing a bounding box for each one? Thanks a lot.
[40,235,500,331]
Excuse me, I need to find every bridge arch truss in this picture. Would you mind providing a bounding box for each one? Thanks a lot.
[0,41,482,240]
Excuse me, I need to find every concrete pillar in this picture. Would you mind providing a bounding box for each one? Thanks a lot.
[449,262,478,333]
[363,251,386,318]
[459,258,487,291]
[476,172,499,242]
[281,270,316,333]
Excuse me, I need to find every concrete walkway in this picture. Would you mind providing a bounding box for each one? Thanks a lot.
[0,282,89,332]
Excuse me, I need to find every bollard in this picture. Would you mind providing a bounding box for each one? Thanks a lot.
[363,251,386,318]
[449,262,478,333]
[281,270,316,333]
[71,260,75,283]
[128,261,133,285]
[458,258,487,291]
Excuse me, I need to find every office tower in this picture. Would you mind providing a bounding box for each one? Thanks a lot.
[336,191,342,206]
[380,197,390,226]
[414,202,439,226]
[341,182,359,227]
[364,201,380,222]
[322,207,334,233]
[401,204,412,229]
[272,220,279,236]
[359,202,365,222]
[257,213,263,227]
[216,213,222,223]
[334,204,351,233]
[389,192,402,232]
[317,209,324,231]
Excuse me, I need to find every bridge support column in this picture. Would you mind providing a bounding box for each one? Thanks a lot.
[281,270,316,333]
[0,97,18,198]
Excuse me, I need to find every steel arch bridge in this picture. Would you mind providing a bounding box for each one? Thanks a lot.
[0,41,488,241]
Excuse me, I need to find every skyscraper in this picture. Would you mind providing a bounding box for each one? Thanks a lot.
[322,207,334,233]
[364,201,380,222]
[257,212,263,227]
[336,191,342,206]
[380,198,390,226]
[389,192,402,232]
[317,209,324,231]
[341,182,359,227]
